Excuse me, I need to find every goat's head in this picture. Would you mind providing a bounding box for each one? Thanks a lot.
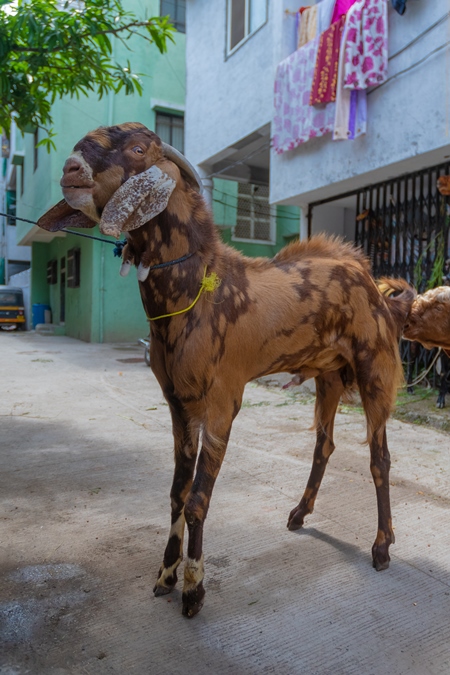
[403,286,450,350]
[37,122,203,238]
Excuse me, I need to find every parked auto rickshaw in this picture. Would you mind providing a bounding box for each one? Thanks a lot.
[0,286,26,331]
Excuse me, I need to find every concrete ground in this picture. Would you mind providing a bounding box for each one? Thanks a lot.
[1,332,450,675]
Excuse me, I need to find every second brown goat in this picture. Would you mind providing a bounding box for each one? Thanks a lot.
[38,123,416,618]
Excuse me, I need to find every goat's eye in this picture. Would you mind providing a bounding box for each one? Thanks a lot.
[131,146,144,155]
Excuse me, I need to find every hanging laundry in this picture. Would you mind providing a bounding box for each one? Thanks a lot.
[343,0,388,90]
[334,89,367,140]
[317,0,336,34]
[310,15,345,105]
[273,36,336,153]
[334,7,367,139]
[331,0,358,24]
[297,5,318,48]
[391,0,407,14]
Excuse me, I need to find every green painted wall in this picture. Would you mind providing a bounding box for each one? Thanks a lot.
[15,0,184,342]
[90,235,149,343]
[32,229,148,342]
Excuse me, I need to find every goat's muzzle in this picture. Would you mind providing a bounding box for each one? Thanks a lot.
[60,157,94,191]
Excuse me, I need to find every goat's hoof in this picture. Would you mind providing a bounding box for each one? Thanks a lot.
[407,386,414,394]
[436,397,445,409]
[287,506,306,531]
[373,557,390,571]
[153,568,178,596]
[182,583,205,618]
[153,582,175,597]
[372,545,390,571]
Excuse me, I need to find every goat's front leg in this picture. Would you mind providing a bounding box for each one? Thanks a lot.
[181,397,239,618]
[370,427,394,571]
[153,398,199,597]
[288,370,345,530]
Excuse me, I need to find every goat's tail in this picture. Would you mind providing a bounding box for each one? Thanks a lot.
[377,277,417,338]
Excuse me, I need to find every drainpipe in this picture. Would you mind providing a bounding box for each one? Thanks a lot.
[99,242,105,343]
[97,41,116,343]
[198,166,213,207]
[299,205,309,240]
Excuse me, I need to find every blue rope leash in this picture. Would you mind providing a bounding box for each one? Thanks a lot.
[0,212,195,269]
[0,211,126,253]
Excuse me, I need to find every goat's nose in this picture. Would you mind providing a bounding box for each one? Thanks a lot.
[62,157,82,175]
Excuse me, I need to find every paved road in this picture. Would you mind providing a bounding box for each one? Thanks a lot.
[1,332,450,674]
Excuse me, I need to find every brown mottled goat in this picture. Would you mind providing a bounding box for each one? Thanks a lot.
[403,286,450,355]
[38,123,416,618]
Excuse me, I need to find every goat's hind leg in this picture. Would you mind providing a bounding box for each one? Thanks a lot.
[360,378,396,571]
[288,369,345,530]
[153,398,199,597]
[368,426,394,571]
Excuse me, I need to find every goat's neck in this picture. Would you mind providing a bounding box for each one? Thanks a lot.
[128,197,221,329]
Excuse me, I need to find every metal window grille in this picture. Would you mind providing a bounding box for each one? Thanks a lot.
[155,113,184,153]
[46,260,57,285]
[160,0,185,33]
[234,183,274,242]
[67,248,81,289]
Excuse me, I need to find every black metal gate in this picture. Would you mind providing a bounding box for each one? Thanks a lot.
[309,162,450,389]
[354,162,450,289]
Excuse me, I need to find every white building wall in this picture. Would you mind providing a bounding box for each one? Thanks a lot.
[186,0,450,208]
[6,225,30,262]
[186,0,280,167]
[272,0,450,206]
[8,268,31,329]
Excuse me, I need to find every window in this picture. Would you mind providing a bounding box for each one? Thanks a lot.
[6,191,16,226]
[227,0,267,53]
[67,248,81,288]
[160,0,185,33]
[233,183,275,243]
[155,112,184,153]
[47,260,57,285]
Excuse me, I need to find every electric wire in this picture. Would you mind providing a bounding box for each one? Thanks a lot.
[388,12,450,61]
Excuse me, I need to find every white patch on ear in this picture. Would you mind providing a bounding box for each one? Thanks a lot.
[99,165,176,238]
[119,261,132,277]
[137,263,150,282]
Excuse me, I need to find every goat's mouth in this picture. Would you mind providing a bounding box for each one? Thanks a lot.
[61,183,94,191]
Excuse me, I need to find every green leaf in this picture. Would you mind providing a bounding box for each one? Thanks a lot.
[1,0,176,146]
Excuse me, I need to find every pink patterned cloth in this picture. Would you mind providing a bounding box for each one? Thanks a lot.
[331,0,358,24]
[343,0,388,89]
[273,36,336,154]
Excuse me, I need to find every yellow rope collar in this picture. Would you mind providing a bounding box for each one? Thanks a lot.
[147,266,221,321]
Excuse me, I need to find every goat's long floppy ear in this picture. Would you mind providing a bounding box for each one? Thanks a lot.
[161,143,204,194]
[99,165,176,238]
[37,199,97,232]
